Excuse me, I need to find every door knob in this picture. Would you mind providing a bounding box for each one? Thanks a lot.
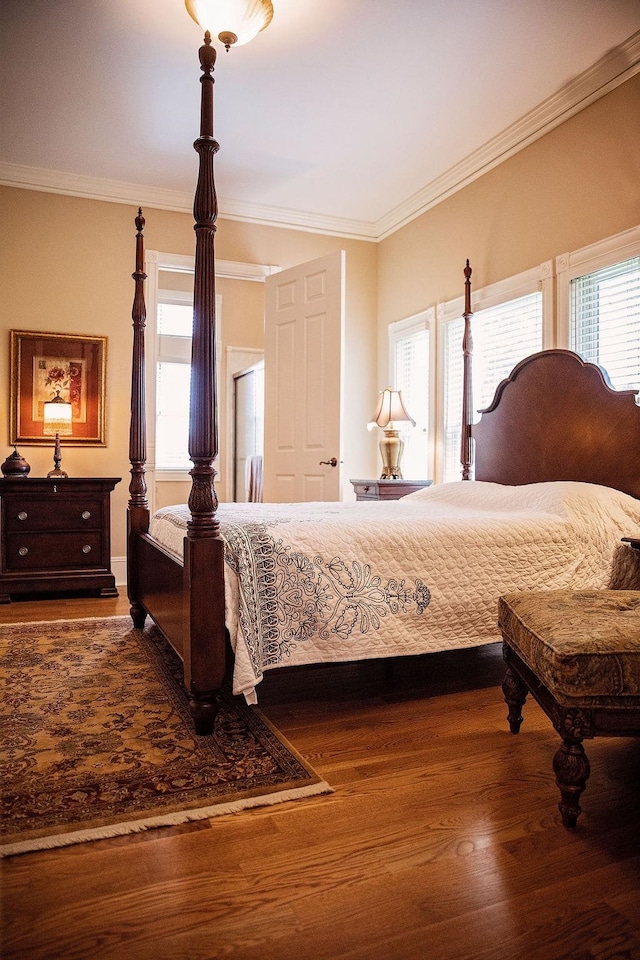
[319,457,338,467]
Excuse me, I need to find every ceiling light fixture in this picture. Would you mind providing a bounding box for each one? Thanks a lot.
[185,0,273,50]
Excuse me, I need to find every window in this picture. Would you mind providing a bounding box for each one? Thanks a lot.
[155,297,193,471]
[557,226,640,377]
[151,269,222,476]
[438,263,552,483]
[570,256,640,392]
[388,310,433,479]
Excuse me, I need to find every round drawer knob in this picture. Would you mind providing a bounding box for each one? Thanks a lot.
[82,545,92,554]
[18,546,28,556]
[18,511,28,521]
[82,511,91,520]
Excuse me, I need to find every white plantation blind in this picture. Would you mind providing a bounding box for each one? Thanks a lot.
[157,301,193,337]
[443,292,543,481]
[156,300,193,471]
[392,326,429,478]
[156,361,191,470]
[570,256,640,392]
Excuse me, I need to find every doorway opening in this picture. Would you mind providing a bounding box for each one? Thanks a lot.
[233,360,264,502]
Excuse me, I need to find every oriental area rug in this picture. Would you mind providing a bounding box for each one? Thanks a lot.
[1,616,331,857]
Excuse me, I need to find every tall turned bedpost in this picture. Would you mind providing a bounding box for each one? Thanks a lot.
[128,208,150,629]
[185,31,227,735]
[461,259,473,480]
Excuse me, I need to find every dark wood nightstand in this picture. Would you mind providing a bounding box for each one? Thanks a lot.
[622,537,640,552]
[0,477,120,602]
[350,479,433,501]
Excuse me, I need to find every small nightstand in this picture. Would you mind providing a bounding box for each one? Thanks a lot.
[350,479,433,501]
[0,477,120,603]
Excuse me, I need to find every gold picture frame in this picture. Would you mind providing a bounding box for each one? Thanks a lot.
[10,330,107,446]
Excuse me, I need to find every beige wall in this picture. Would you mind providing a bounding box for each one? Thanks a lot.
[377,74,640,383]
[0,189,378,568]
[2,73,638,574]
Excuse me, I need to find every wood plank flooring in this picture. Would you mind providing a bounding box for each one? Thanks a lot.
[2,596,640,960]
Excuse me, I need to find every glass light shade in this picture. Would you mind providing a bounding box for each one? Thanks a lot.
[43,392,73,436]
[185,0,273,47]
[367,388,416,430]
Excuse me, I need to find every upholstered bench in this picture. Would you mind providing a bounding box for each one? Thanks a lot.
[498,590,640,828]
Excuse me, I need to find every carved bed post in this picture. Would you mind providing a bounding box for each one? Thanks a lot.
[184,31,228,735]
[127,208,149,628]
[460,259,473,480]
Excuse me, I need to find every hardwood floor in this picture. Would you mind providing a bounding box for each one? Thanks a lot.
[2,596,640,960]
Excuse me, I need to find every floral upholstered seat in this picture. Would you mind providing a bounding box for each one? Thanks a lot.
[498,589,640,828]
[498,590,640,706]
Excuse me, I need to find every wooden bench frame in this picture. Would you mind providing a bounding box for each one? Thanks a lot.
[502,642,640,828]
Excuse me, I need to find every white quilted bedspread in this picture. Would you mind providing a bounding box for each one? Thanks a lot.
[149,481,640,702]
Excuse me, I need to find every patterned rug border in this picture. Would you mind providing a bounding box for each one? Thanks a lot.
[1,616,332,858]
[1,779,332,857]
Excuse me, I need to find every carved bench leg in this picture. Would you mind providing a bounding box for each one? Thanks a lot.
[552,738,590,828]
[502,663,528,734]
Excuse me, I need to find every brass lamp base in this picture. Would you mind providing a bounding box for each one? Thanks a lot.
[379,429,404,479]
[47,433,69,479]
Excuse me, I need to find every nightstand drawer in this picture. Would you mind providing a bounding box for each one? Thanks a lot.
[350,479,433,501]
[352,482,377,500]
[6,532,104,571]
[5,499,103,532]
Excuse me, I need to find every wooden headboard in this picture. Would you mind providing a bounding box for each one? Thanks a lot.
[471,349,640,499]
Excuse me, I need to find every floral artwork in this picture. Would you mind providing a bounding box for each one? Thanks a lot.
[32,356,87,423]
[10,330,107,445]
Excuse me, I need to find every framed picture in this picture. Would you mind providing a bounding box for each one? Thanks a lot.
[10,330,107,446]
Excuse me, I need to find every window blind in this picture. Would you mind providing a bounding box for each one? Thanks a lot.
[443,292,542,481]
[155,360,191,470]
[156,300,194,470]
[157,301,193,337]
[393,327,429,479]
[570,257,640,392]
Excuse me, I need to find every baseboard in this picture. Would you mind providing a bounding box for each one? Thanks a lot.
[112,556,127,588]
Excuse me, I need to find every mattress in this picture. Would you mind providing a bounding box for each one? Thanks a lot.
[149,481,640,702]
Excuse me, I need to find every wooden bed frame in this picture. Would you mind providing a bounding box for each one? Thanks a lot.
[127,36,640,734]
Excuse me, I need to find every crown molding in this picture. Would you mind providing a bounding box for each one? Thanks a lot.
[0,163,194,214]
[375,30,640,240]
[217,197,377,241]
[0,162,377,241]
[1,31,638,243]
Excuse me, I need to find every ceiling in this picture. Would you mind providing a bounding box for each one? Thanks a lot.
[1,0,639,240]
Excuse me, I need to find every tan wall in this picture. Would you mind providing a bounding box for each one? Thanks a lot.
[0,188,378,569]
[2,73,637,575]
[377,73,640,380]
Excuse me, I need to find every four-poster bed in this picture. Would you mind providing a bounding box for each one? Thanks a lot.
[126,29,640,734]
[127,201,640,730]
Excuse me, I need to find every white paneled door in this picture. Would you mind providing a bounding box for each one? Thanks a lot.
[263,251,345,502]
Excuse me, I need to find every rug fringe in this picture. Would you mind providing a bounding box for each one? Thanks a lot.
[3,615,134,628]
[0,780,333,858]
